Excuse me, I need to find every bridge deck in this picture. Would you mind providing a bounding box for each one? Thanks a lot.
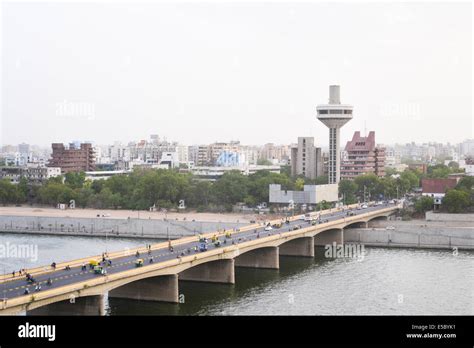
[0,203,399,314]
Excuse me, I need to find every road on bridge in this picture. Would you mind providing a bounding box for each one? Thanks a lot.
[0,203,397,301]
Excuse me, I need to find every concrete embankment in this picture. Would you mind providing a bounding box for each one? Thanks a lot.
[0,215,247,239]
[345,218,474,250]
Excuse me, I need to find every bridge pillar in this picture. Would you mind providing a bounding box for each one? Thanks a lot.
[179,259,235,284]
[108,274,179,303]
[27,294,105,316]
[235,247,279,269]
[279,237,314,257]
[314,229,344,246]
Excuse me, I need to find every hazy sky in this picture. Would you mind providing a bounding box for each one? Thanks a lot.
[1,1,472,147]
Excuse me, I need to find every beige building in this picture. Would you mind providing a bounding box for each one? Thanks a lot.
[290,137,323,179]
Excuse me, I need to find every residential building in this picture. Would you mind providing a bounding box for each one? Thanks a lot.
[48,143,95,173]
[0,166,61,184]
[341,131,385,180]
[290,137,324,179]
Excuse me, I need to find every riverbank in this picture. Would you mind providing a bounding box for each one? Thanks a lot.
[345,218,474,250]
[0,206,260,239]
[0,206,262,223]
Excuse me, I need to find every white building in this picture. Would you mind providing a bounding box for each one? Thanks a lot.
[192,165,280,181]
[269,184,339,205]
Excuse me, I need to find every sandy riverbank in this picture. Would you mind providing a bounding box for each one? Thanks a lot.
[0,206,281,223]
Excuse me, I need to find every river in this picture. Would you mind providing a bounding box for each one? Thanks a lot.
[0,232,472,315]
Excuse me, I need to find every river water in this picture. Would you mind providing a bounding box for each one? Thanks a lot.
[1,233,473,315]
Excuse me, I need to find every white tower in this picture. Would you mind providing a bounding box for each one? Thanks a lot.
[316,85,353,184]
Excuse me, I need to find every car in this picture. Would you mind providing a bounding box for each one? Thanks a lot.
[361,204,368,209]
[299,215,306,221]
[264,226,273,231]
[385,226,395,230]
[389,200,395,204]
[199,243,208,252]
[304,213,314,222]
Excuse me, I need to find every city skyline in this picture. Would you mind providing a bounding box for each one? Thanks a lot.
[2,2,472,147]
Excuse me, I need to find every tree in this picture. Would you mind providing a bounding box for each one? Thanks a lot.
[0,179,20,205]
[427,164,451,178]
[76,187,95,208]
[414,196,434,214]
[17,178,29,202]
[257,158,273,166]
[280,165,291,177]
[247,171,292,204]
[294,178,305,191]
[443,189,470,213]
[447,161,460,170]
[384,167,398,177]
[455,176,474,192]
[338,180,358,204]
[38,181,77,206]
[90,180,106,194]
[64,172,86,189]
[188,180,213,207]
[354,173,379,201]
[400,169,420,189]
[316,200,331,210]
[212,170,248,206]
[375,177,397,199]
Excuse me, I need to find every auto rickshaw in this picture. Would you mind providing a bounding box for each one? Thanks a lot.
[225,231,232,238]
[311,219,318,226]
[89,259,99,269]
[93,265,106,275]
[211,235,218,243]
[272,222,282,229]
[135,259,144,267]
[198,235,207,243]
[214,240,221,247]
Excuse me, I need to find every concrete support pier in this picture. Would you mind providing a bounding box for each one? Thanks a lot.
[279,237,315,257]
[179,259,235,284]
[27,294,105,316]
[108,275,179,303]
[235,247,279,269]
[314,229,344,246]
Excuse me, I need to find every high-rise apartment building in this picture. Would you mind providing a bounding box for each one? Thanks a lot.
[290,137,323,179]
[48,143,95,173]
[340,131,385,180]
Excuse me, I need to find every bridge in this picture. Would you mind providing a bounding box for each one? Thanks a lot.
[0,203,400,315]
